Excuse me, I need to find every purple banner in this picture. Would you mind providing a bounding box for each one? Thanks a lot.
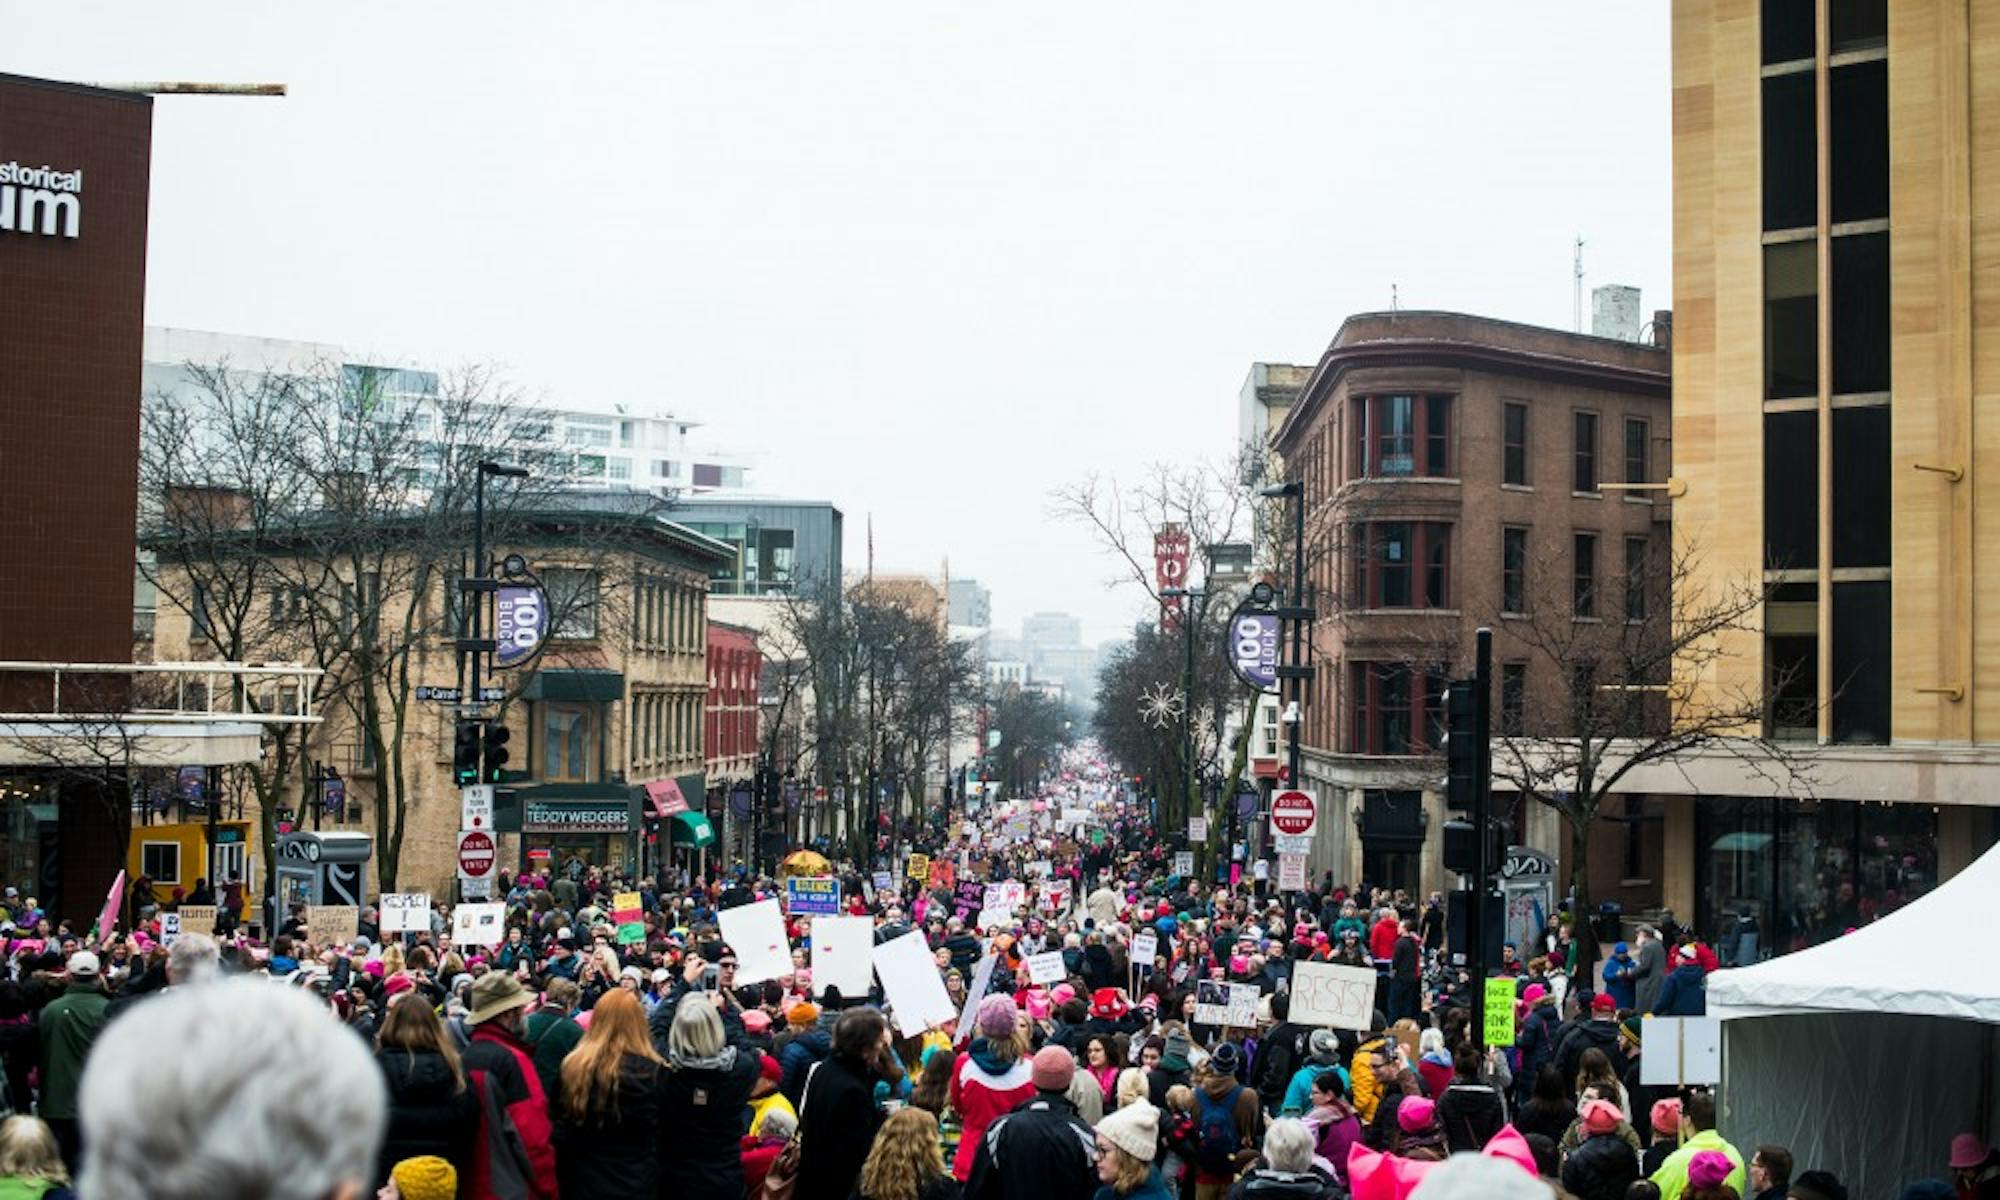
[493,584,548,669]
[1226,606,1280,692]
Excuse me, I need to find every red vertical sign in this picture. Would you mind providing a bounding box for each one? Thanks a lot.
[1155,525,1191,631]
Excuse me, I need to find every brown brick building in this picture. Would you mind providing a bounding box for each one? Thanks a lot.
[1270,311,1671,906]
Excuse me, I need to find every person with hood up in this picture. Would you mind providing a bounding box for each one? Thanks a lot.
[1147,1026,1195,1109]
[1556,997,1631,1103]
[1561,1097,1640,1200]
[1223,1118,1342,1200]
[965,1045,1098,1200]
[1434,1044,1509,1153]
[1280,1030,1350,1117]
[1602,943,1639,1012]
[1094,1102,1175,1200]
[1194,1042,1265,1197]
[1651,946,1708,1017]
[1392,1096,1448,1162]
[950,994,1039,1181]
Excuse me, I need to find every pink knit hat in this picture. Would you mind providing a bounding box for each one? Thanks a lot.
[1687,1151,1732,1190]
[976,993,1017,1039]
[1396,1096,1437,1133]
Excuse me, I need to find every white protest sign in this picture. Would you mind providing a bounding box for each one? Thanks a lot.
[379,893,432,934]
[1277,853,1308,891]
[977,906,1014,931]
[1027,860,1052,877]
[872,929,956,1036]
[1026,950,1067,985]
[1172,851,1195,878]
[718,899,792,985]
[1062,807,1090,827]
[1194,979,1260,1028]
[1131,930,1158,966]
[954,953,1001,1045]
[1290,960,1378,1031]
[1038,879,1071,913]
[160,912,181,947]
[810,915,876,998]
[1640,1016,1722,1085]
[452,902,507,947]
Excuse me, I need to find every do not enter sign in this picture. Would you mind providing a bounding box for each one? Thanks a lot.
[458,830,496,879]
[1270,789,1318,838]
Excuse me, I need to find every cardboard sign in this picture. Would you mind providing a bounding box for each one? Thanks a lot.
[977,906,1014,931]
[1277,853,1308,891]
[906,854,931,882]
[307,906,359,949]
[378,893,431,934]
[953,953,1001,1046]
[1194,979,1260,1029]
[1131,930,1158,966]
[452,902,507,947]
[1291,961,1378,1031]
[1172,851,1195,878]
[177,905,216,936]
[718,899,791,985]
[810,915,875,998]
[1483,977,1518,1047]
[785,877,842,916]
[613,891,645,945]
[872,930,956,1036]
[953,880,986,922]
[1640,1016,1722,1085]
[1026,950,1067,985]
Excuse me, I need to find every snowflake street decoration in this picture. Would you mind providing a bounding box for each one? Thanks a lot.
[1139,683,1185,729]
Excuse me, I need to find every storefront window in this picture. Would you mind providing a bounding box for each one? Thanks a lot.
[542,705,593,782]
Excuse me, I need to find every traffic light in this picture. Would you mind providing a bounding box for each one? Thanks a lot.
[452,720,482,786]
[1442,817,1505,876]
[481,721,511,783]
[1444,680,1477,813]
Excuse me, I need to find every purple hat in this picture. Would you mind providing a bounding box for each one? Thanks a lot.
[976,993,1017,1039]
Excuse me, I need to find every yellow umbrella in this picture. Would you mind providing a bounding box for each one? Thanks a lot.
[778,850,832,879]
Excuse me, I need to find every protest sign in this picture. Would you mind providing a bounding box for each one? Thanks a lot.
[872,871,895,896]
[785,876,842,916]
[379,893,432,934]
[718,899,791,985]
[1172,851,1195,878]
[1194,979,1260,1029]
[1290,961,1377,1031]
[1277,853,1307,891]
[1188,817,1208,843]
[872,929,955,1036]
[906,853,931,882]
[810,915,875,997]
[983,881,1024,911]
[977,906,1013,931]
[452,902,507,947]
[612,891,645,945]
[1131,930,1158,966]
[1640,1016,1722,1085]
[160,912,182,947]
[1026,860,1052,877]
[307,906,358,949]
[954,954,1000,1046]
[952,879,986,922]
[177,905,216,936]
[928,860,956,890]
[95,871,125,948]
[1025,950,1067,985]
[1038,879,1070,913]
[1483,977,1517,1047]
[1061,807,1090,827]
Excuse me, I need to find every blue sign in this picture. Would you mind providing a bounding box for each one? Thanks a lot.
[785,876,841,915]
[1226,605,1280,693]
[322,778,346,818]
[494,585,548,669]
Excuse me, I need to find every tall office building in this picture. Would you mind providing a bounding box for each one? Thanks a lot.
[1668,0,1999,939]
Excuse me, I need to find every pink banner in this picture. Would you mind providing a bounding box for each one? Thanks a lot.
[96,870,126,948]
[645,778,689,817]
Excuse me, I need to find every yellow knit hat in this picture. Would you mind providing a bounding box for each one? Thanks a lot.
[391,1155,457,1200]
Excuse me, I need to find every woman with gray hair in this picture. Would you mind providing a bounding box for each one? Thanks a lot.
[1223,1117,1343,1200]
[660,990,760,1198]
[79,978,386,1200]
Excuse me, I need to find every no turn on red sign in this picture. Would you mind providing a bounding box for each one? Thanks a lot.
[1270,789,1318,838]
[458,830,496,879]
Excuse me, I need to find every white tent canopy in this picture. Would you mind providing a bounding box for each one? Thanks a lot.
[1708,838,2000,1021]
[1707,843,2000,1198]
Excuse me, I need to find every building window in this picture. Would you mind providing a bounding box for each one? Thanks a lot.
[1573,532,1598,618]
[1350,663,1439,756]
[1502,527,1528,614]
[1762,71,1817,231]
[606,457,631,482]
[1764,410,1819,569]
[1767,583,1819,740]
[1832,405,1890,569]
[1762,0,1815,64]
[141,842,180,885]
[566,419,612,447]
[1625,537,1649,621]
[1624,418,1649,486]
[1831,58,1888,224]
[1350,523,1451,610]
[1351,394,1452,478]
[213,842,246,884]
[1499,662,1526,736]
[653,459,677,479]
[1573,412,1598,492]
[543,704,593,781]
[1830,0,1887,54]
[543,568,599,639]
[1832,580,1890,744]
[1765,242,1819,399]
[1831,232,1890,395]
[1502,402,1528,486]
[191,581,216,642]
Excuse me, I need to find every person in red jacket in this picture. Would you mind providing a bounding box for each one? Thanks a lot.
[742,1107,796,1195]
[1369,908,1401,963]
[948,994,1037,1181]
[461,972,559,1200]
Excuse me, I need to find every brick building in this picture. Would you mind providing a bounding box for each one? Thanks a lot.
[705,620,761,859]
[1270,310,1671,901]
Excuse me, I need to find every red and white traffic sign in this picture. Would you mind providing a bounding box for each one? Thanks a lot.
[458,830,496,879]
[1270,789,1318,838]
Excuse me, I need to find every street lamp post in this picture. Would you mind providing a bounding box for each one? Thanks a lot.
[1260,478,1312,879]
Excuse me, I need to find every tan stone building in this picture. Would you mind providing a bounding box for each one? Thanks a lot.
[148,500,730,898]
[1660,0,2000,947]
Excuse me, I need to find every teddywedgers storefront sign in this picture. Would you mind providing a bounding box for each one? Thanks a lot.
[0,161,84,240]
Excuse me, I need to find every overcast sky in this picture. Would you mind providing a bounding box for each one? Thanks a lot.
[9,2,1669,647]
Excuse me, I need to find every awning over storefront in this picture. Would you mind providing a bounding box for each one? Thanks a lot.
[521,669,624,703]
[668,811,715,848]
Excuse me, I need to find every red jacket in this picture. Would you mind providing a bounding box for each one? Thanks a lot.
[741,1133,787,1195]
[947,1048,1036,1180]
[1370,918,1400,963]
[463,1021,560,1200]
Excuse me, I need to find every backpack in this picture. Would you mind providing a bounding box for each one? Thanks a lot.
[1194,1084,1245,1174]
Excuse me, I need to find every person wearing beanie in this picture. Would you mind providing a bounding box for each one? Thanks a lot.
[1642,1097,1682,1176]
[778,998,834,1109]
[748,1051,798,1137]
[949,993,1037,1182]
[1561,1097,1640,1200]
[1949,1132,2000,1200]
[1648,1093,1743,1200]
[1394,1096,1448,1162]
[1147,1026,1195,1109]
[1602,941,1639,1011]
[1094,1103,1172,1200]
[383,1155,457,1200]
[1192,1042,1263,1191]
[965,1045,1097,1200]
[1683,1150,1734,1197]
[1280,1028,1352,1117]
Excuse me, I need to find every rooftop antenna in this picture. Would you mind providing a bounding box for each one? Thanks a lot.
[1391,284,1400,315]
[1573,236,1587,332]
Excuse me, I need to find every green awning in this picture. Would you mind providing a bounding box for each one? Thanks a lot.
[668,811,715,848]
[522,669,625,703]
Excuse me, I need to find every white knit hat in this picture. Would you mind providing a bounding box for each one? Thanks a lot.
[1408,1155,1546,1200]
[1097,1101,1160,1162]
